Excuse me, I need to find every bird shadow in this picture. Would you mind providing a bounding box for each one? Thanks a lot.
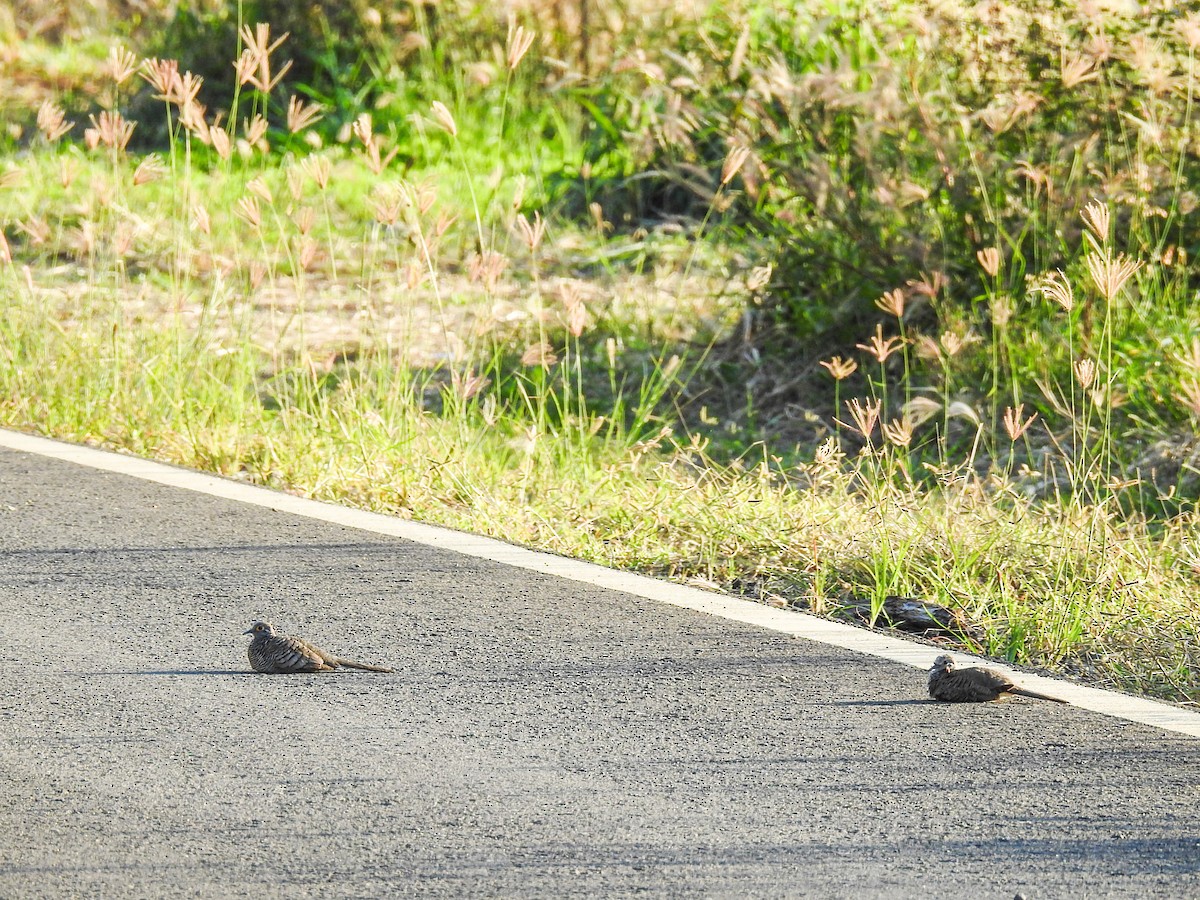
[832,699,931,707]
[83,669,256,677]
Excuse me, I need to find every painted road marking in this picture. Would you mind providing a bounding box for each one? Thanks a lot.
[3,427,1197,737]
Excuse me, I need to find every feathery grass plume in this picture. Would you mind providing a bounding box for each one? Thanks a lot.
[352,114,398,175]
[874,288,905,318]
[901,397,941,427]
[111,221,135,256]
[563,299,588,338]
[86,111,135,152]
[468,251,508,291]
[36,101,73,142]
[940,330,972,357]
[1036,269,1075,312]
[516,212,545,252]
[506,18,536,71]
[819,356,857,380]
[914,335,941,362]
[881,417,913,447]
[169,72,203,109]
[1179,15,1200,50]
[430,101,458,137]
[521,342,558,368]
[1003,404,1038,441]
[1060,52,1100,88]
[301,155,331,190]
[107,45,139,85]
[1082,199,1110,244]
[856,323,904,362]
[813,436,837,464]
[1085,251,1143,302]
[243,114,269,150]
[178,100,210,142]
[191,204,211,236]
[843,397,881,441]
[588,202,611,234]
[1177,379,1200,419]
[721,145,751,187]
[0,230,10,264]
[991,294,1014,327]
[297,238,318,270]
[246,176,273,204]
[976,247,1001,277]
[235,196,262,231]
[132,154,166,186]
[450,368,491,401]
[907,271,946,300]
[70,221,96,259]
[292,206,315,235]
[140,58,179,98]
[1074,358,1097,390]
[209,125,232,160]
[371,184,406,227]
[17,217,50,245]
[59,157,78,188]
[286,95,323,134]
[247,261,266,290]
[236,23,292,93]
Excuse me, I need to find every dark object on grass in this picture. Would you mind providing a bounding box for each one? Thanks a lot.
[845,594,981,639]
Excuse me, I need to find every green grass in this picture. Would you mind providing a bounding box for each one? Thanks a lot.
[2,0,1200,704]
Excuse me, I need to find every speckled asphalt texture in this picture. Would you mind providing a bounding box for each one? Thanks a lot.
[1,447,1198,898]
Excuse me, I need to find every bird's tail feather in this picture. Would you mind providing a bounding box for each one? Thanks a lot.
[1012,687,1066,703]
[338,659,395,673]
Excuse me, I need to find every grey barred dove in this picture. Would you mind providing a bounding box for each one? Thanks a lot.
[243,621,394,674]
[928,654,1064,703]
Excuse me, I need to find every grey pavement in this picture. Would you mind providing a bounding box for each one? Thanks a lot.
[0,445,1198,898]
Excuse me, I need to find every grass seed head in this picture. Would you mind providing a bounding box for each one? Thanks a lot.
[874,288,905,318]
[856,323,904,363]
[1003,404,1038,441]
[86,110,135,152]
[881,417,913,447]
[1085,251,1142,302]
[820,355,858,380]
[107,45,139,85]
[132,154,166,186]
[37,100,73,142]
[1074,357,1097,390]
[287,95,324,134]
[506,18,536,71]
[1036,269,1075,312]
[430,101,458,137]
[844,397,881,440]
[976,247,1001,277]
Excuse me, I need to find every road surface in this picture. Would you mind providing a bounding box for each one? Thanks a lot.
[1,439,1198,897]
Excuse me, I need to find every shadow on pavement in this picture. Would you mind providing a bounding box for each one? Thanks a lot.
[832,699,931,707]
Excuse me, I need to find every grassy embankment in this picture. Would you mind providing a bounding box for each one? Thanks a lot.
[2,2,1199,702]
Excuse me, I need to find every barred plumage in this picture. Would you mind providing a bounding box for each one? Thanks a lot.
[928,654,1064,703]
[243,621,394,674]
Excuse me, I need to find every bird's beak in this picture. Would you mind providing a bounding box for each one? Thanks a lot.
[242,628,254,635]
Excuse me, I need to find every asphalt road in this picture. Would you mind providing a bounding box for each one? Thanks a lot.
[1,445,1198,898]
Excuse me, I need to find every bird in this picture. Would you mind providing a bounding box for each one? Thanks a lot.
[243,620,394,674]
[928,654,1065,703]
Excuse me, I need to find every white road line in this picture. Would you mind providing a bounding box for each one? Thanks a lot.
[4,426,1198,738]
